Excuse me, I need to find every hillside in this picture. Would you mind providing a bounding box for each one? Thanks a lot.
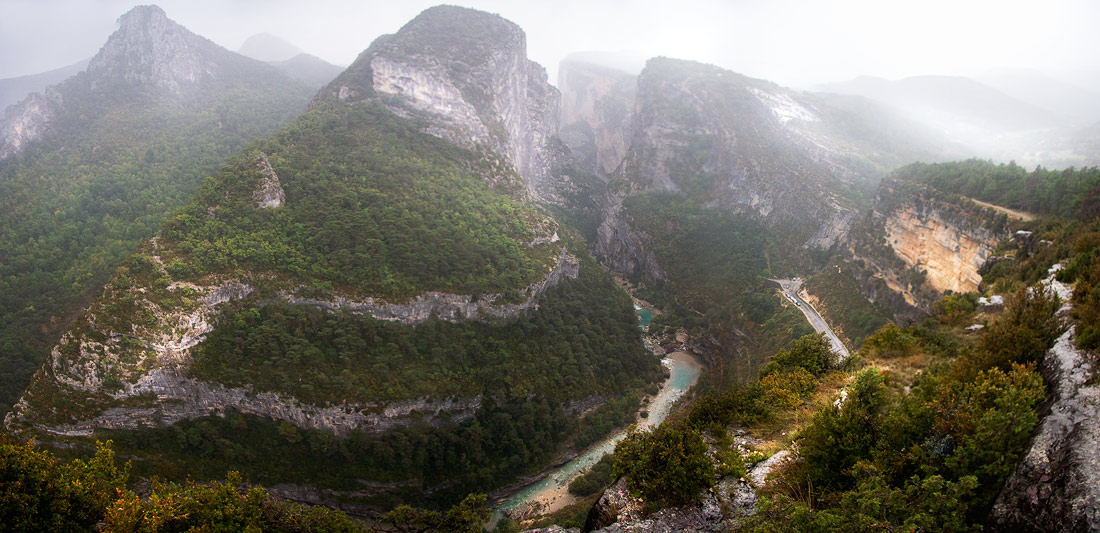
[0,5,314,414]
[580,57,956,387]
[560,164,1100,532]
[5,5,661,513]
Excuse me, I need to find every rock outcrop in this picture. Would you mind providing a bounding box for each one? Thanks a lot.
[0,88,62,159]
[314,6,571,204]
[610,58,865,247]
[86,5,224,95]
[6,240,577,437]
[251,154,286,208]
[990,266,1100,531]
[845,178,1007,320]
[595,198,665,283]
[283,248,579,325]
[557,57,637,179]
[582,447,792,532]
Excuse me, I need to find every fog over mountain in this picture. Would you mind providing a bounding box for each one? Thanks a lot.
[3,0,1098,91]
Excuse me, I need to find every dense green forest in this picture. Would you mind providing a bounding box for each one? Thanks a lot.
[159,100,555,300]
[0,76,311,415]
[896,159,1100,219]
[95,256,661,509]
[192,259,660,405]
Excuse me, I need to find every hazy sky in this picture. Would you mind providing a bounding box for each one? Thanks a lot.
[2,0,1099,88]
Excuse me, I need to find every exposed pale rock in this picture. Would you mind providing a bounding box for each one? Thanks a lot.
[557,58,636,178]
[883,204,997,294]
[250,154,285,208]
[846,179,1008,321]
[87,5,218,96]
[284,249,579,326]
[991,268,1100,531]
[7,242,578,436]
[0,88,62,160]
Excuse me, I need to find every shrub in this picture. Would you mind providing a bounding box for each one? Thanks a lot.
[613,424,714,507]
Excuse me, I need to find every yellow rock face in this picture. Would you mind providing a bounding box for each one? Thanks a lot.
[884,206,995,294]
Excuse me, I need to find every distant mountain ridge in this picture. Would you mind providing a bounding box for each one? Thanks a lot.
[268,53,343,88]
[0,58,90,111]
[818,75,1060,132]
[237,32,302,62]
[0,5,311,160]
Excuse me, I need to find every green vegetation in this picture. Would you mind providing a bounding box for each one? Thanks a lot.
[0,437,367,532]
[192,259,659,405]
[620,192,809,385]
[601,268,1061,530]
[100,257,660,508]
[743,284,1059,530]
[160,101,553,300]
[612,423,714,508]
[897,159,1100,219]
[804,263,891,347]
[384,494,490,533]
[0,69,311,415]
[568,454,615,497]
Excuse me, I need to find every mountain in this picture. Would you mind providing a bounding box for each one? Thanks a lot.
[598,58,952,264]
[5,5,659,511]
[0,58,90,111]
[557,55,637,179]
[818,75,1061,132]
[0,5,313,413]
[314,6,601,210]
[554,57,959,386]
[977,67,1100,126]
[237,32,302,62]
[268,52,343,88]
[814,75,1094,167]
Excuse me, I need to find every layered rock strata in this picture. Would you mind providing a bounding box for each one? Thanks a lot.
[6,242,577,436]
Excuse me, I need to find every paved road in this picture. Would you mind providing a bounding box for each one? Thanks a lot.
[773,278,851,361]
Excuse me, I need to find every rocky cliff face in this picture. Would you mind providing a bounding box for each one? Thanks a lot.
[990,266,1100,531]
[0,88,62,159]
[612,58,865,245]
[557,58,637,179]
[845,178,1007,320]
[86,5,225,95]
[0,5,304,162]
[314,6,573,204]
[6,235,577,437]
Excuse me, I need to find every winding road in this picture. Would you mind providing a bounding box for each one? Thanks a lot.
[773,278,850,361]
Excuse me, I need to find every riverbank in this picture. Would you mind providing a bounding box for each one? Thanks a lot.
[497,351,702,521]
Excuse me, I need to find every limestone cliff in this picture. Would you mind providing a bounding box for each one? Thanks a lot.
[846,178,1007,320]
[313,6,574,205]
[611,59,866,246]
[557,57,637,179]
[5,238,577,437]
[0,88,62,159]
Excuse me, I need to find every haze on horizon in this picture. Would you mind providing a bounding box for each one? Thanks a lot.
[1,0,1098,91]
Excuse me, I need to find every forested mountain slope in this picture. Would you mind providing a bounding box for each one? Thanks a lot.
[6,5,661,512]
[0,5,314,414]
